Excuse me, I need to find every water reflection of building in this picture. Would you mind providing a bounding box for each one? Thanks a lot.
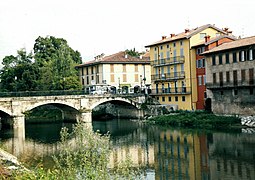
[154,130,210,180]
[209,133,255,180]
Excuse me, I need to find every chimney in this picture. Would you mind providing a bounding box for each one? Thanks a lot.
[204,35,211,43]
[162,36,167,40]
[227,30,233,36]
[223,27,229,32]
[185,28,190,33]
[170,33,175,38]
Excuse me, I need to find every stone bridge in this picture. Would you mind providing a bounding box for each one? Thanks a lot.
[0,94,145,138]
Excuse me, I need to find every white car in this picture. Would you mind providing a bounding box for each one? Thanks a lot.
[91,89,108,95]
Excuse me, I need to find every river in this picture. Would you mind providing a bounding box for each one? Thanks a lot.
[0,119,255,180]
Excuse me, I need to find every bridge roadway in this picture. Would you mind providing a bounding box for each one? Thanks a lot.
[0,93,145,139]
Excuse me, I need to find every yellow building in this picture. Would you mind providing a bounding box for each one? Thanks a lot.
[145,24,228,110]
[76,51,151,94]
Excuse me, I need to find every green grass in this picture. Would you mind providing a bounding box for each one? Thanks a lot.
[148,111,241,129]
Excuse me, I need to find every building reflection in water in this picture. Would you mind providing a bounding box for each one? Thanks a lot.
[1,121,255,180]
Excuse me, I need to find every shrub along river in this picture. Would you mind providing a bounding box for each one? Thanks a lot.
[0,119,255,179]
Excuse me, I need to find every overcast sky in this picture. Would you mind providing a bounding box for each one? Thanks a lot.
[0,0,254,63]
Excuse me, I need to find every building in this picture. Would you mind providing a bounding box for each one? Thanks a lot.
[76,51,151,94]
[204,36,255,115]
[145,24,228,110]
[192,33,236,109]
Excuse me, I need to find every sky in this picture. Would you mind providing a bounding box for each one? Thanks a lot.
[0,0,255,64]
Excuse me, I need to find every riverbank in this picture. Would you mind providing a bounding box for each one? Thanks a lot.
[147,111,242,129]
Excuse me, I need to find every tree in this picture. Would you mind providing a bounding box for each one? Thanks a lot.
[0,49,39,91]
[34,36,82,90]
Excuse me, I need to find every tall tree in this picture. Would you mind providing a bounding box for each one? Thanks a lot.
[33,36,82,90]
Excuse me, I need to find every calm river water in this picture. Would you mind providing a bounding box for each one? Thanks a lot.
[0,119,255,180]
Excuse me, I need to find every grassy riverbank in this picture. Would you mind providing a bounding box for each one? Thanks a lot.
[147,111,241,129]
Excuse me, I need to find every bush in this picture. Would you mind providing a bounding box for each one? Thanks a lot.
[12,123,141,179]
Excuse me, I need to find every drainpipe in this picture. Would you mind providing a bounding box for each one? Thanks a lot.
[188,39,194,110]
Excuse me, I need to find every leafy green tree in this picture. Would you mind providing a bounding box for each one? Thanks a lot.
[0,49,39,91]
[34,36,82,90]
[125,48,141,57]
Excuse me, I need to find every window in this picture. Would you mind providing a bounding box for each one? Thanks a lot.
[241,69,246,82]
[168,96,171,102]
[135,74,139,82]
[212,55,216,65]
[110,64,114,72]
[162,84,165,93]
[173,42,176,47]
[249,68,254,85]
[201,47,205,53]
[123,64,126,72]
[219,72,223,86]
[160,45,163,50]
[226,71,230,83]
[213,73,217,84]
[203,75,206,85]
[180,48,184,56]
[110,74,114,82]
[175,96,178,101]
[123,74,127,82]
[202,58,205,67]
[167,44,170,49]
[233,70,237,86]
[239,50,245,61]
[197,48,201,55]
[198,76,202,86]
[91,67,94,74]
[167,51,170,60]
[162,96,165,102]
[225,53,229,64]
[182,96,185,102]
[180,41,183,46]
[233,52,237,63]
[200,33,206,39]
[156,97,159,101]
[249,49,253,60]
[219,54,222,64]
[135,64,138,72]
[154,47,157,51]
[86,67,89,75]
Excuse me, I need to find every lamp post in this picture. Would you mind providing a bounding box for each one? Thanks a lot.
[118,77,120,94]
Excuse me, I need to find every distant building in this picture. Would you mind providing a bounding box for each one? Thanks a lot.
[145,24,229,110]
[192,33,236,109]
[204,36,255,115]
[76,51,151,94]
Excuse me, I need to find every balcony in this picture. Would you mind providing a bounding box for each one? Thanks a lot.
[151,56,185,67]
[152,71,185,82]
[206,79,255,89]
[150,87,191,95]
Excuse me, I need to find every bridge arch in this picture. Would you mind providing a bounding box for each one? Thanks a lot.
[0,108,12,117]
[24,100,80,113]
[90,97,139,110]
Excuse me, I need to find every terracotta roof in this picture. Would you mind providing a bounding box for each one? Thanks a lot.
[145,24,227,47]
[203,36,255,54]
[76,51,150,67]
[192,35,237,47]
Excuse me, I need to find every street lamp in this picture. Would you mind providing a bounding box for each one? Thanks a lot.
[118,77,120,94]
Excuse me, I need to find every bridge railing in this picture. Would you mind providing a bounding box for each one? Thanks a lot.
[0,90,88,97]
[0,90,147,98]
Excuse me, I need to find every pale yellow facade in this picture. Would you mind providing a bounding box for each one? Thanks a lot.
[147,25,226,110]
[77,57,151,94]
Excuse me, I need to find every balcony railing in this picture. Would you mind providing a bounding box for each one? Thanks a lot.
[206,79,255,89]
[151,56,185,67]
[152,71,185,82]
[150,87,191,95]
